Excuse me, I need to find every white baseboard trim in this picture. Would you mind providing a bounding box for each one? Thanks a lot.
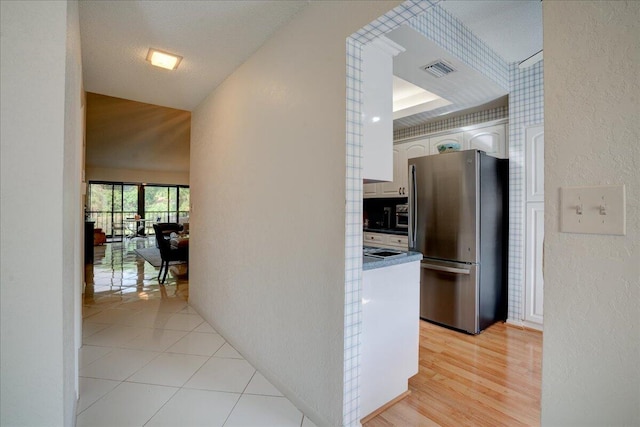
[506,318,543,332]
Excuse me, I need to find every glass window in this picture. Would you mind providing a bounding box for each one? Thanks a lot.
[87,181,189,239]
[178,187,190,220]
[145,186,168,223]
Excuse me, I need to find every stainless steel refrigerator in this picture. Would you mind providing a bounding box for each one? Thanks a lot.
[408,150,507,334]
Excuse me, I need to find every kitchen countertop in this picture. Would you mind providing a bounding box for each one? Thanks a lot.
[363,250,423,271]
[363,227,408,236]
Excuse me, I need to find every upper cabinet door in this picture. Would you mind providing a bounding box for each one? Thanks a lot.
[428,132,463,155]
[464,124,507,158]
[361,37,405,182]
[404,139,429,160]
[363,182,378,198]
[379,146,406,196]
[526,125,544,202]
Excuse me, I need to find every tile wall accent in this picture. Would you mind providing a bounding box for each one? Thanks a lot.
[393,105,509,141]
[507,60,544,321]
[345,1,542,424]
[344,37,363,427]
[344,2,437,425]
[350,0,439,45]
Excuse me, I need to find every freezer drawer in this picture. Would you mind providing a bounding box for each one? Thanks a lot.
[420,259,479,334]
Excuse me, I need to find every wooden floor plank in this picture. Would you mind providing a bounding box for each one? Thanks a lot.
[363,321,542,427]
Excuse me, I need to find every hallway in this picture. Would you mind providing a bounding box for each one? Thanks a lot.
[80,240,315,426]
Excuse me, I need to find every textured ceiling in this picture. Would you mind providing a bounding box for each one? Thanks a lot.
[79,1,308,111]
[439,0,542,63]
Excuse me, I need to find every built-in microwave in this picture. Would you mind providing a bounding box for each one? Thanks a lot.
[395,204,408,229]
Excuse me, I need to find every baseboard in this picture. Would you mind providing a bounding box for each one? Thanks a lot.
[361,390,411,424]
[506,318,543,332]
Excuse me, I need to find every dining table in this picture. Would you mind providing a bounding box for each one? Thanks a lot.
[124,218,153,239]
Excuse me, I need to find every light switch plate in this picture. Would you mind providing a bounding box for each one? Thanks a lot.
[560,185,626,235]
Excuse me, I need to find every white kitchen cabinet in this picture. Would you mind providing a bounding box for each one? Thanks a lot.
[525,202,544,328]
[364,232,408,250]
[464,124,508,158]
[363,182,378,198]
[526,125,544,202]
[364,139,430,198]
[378,145,406,196]
[361,261,420,418]
[363,122,507,199]
[428,132,463,155]
[386,234,408,249]
[362,36,405,181]
[363,232,386,247]
[400,139,431,194]
[403,138,430,160]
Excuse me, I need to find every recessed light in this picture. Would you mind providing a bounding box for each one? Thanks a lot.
[146,48,182,70]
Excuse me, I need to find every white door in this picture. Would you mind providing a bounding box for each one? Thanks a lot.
[525,202,544,326]
[526,125,545,202]
[524,124,544,328]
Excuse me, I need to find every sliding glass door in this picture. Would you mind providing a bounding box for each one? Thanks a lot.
[87,182,189,238]
[87,183,138,237]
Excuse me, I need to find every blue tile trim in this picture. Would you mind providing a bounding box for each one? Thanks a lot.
[344,2,438,425]
[508,60,544,322]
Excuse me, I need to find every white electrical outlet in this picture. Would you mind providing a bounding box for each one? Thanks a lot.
[560,185,626,235]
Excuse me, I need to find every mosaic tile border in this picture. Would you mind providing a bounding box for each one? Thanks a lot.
[393,105,508,141]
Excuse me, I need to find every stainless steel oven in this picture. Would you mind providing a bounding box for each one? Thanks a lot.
[395,204,408,229]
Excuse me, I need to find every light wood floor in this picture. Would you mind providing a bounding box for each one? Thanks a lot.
[364,321,542,427]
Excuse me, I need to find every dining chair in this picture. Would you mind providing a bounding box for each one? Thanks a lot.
[152,224,188,284]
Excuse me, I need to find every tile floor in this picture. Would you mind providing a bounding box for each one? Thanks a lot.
[81,239,317,427]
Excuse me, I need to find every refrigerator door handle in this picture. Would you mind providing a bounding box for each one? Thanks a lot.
[409,164,417,248]
[421,263,471,275]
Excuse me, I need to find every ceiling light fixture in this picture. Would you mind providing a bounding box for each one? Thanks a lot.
[146,48,182,70]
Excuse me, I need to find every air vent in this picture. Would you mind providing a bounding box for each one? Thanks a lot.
[421,60,456,78]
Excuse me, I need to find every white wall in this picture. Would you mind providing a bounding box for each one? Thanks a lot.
[0,1,82,425]
[542,1,640,425]
[63,0,84,419]
[189,2,399,425]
